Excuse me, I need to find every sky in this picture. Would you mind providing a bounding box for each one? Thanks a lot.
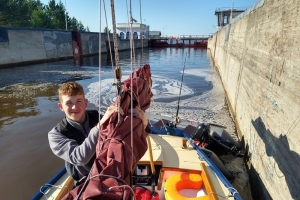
[40,0,258,37]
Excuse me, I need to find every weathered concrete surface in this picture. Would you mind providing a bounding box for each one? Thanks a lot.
[81,32,101,55]
[208,0,300,199]
[0,27,148,67]
[0,29,47,64]
[43,30,73,59]
[0,27,73,66]
[118,39,148,51]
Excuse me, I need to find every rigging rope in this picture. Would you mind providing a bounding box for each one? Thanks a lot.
[76,1,147,199]
[102,0,117,94]
[139,0,144,64]
[76,1,104,199]
[110,0,122,122]
[129,0,136,64]
[99,0,102,119]
[128,0,134,187]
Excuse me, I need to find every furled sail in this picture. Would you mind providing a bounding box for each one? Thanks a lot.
[62,64,153,200]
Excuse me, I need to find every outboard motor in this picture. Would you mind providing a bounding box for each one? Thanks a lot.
[191,123,244,157]
[191,122,210,147]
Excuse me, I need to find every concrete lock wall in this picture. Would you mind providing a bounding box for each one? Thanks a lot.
[208,0,300,199]
[117,39,148,51]
[0,28,47,65]
[43,30,73,59]
[0,27,73,67]
[0,27,148,67]
[80,32,101,55]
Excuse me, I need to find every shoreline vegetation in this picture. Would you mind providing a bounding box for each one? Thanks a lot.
[0,0,89,31]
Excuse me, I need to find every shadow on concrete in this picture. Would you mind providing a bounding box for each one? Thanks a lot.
[250,117,300,199]
[242,136,271,200]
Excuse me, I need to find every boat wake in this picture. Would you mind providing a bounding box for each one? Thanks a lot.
[86,74,194,110]
[86,68,235,137]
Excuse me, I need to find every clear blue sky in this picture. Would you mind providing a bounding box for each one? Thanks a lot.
[40,0,258,36]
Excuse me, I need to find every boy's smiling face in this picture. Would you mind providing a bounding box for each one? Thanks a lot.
[58,94,88,123]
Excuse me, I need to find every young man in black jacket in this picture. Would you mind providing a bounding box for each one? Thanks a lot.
[48,81,147,185]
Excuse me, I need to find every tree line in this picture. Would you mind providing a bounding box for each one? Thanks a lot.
[0,0,89,31]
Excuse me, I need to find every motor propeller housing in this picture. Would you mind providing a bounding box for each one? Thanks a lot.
[192,123,244,157]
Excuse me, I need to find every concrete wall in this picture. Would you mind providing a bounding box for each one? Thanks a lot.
[80,33,99,55]
[208,0,300,199]
[0,27,148,67]
[43,30,73,59]
[118,39,148,51]
[0,28,47,64]
[80,32,103,55]
[0,27,73,67]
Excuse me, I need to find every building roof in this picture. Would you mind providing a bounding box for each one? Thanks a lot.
[215,9,245,15]
[149,31,161,36]
[117,23,147,29]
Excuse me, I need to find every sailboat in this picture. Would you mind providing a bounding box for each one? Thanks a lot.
[31,108,242,200]
[31,0,243,199]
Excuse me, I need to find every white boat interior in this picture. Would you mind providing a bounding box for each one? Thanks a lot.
[39,126,236,200]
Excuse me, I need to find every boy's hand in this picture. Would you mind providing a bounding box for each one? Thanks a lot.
[97,105,123,128]
[128,107,148,128]
[97,106,148,129]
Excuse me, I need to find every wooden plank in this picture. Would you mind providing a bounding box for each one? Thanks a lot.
[200,163,218,200]
[55,177,74,200]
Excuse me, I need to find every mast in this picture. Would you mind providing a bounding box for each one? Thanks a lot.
[110,0,122,121]
[230,0,234,23]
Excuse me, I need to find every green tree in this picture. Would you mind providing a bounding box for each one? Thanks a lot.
[0,0,88,30]
[68,17,78,31]
[54,1,67,29]
[104,26,110,33]
[77,21,86,31]
[30,8,53,28]
[14,0,30,27]
[45,0,66,29]
[27,0,52,28]
[27,0,43,14]
[0,0,10,25]
[0,0,30,27]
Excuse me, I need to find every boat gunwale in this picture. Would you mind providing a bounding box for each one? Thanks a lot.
[183,132,243,200]
[31,167,66,200]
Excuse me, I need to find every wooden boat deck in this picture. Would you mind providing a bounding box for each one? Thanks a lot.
[139,134,234,199]
[139,134,201,170]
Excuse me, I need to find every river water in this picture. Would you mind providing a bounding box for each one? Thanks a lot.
[0,48,252,199]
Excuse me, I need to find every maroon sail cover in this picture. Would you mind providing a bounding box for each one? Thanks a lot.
[62,64,153,200]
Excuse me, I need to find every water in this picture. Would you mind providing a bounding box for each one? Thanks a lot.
[0,48,251,199]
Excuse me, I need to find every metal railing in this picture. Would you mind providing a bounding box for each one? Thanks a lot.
[150,35,211,40]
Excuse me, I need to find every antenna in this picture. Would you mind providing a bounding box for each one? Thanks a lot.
[230,0,234,23]
[174,52,188,127]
